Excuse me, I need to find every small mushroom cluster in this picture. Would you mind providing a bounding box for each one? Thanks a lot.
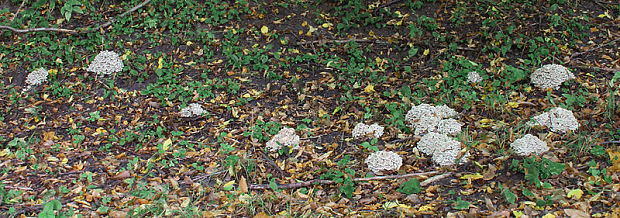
[266,127,300,152]
[530,64,575,90]
[179,103,207,118]
[352,123,384,139]
[86,50,124,76]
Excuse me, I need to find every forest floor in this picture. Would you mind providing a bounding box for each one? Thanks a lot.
[0,0,619,217]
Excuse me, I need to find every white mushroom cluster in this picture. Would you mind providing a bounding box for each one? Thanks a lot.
[25,68,49,87]
[86,50,124,75]
[528,107,579,133]
[510,134,549,156]
[530,64,575,90]
[467,71,483,84]
[266,127,300,152]
[405,104,461,135]
[416,132,468,166]
[436,118,463,136]
[365,150,402,175]
[352,123,384,139]
[179,103,206,117]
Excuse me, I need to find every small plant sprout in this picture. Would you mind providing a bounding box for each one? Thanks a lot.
[530,64,575,90]
[510,134,549,156]
[86,51,124,76]
[266,127,300,152]
[365,150,402,175]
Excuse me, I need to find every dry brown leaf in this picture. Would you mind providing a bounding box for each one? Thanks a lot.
[239,176,248,193]
[112,171,131,180]
[563,209,589,218]
[253,212,270,218]
[108,210,127,218]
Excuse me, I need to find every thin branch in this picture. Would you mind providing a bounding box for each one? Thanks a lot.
[0,25,77,34]
[10,0,27,22]
[0,0,152,35]
[296,38,390,46]
[569,61,619,73]
[597,140,620,145]
[372,0,405,13]
[87,0,152,32]
[419,172,453,186]
[249,170,441,190]
[570,37,620,59]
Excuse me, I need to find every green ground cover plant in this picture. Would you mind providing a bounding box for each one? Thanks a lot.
[0,0,618,217]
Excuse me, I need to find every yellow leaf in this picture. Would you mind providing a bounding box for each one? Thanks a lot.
[459,173,483,180]
[513,211,523,218]
[306,26,317,36]
[567,189,583,199]
[61,157,68,165]
[418,204,434,212]
[542,213,556,218]
[47,156,59,162]
[261,26,269,35]
[423,49,430,56]
[318,109,327,118]
[163,138,172,151]
[607,149,620,172]
[479,119,494,123]
[507,102,519,108]
[0,148,8,157]
[364,84,375,93]
[383,201,398,209]
[157,57,163,69]
[223,180,235,191]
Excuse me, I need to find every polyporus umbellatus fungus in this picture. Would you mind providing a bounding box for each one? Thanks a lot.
[352,123,384,139]
[87,50,124,76]
[530,64,575,90]
[529,107,579,133]
[266,127,300,152]
[510,134,549,156]
[365,150,402,175]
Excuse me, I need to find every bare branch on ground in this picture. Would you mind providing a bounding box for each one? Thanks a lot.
[249,170,442,190]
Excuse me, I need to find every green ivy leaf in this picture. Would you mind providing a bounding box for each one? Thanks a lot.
[502,188,517,204]
[397,179,421,195]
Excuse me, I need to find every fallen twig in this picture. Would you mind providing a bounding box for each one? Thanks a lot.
[570,37,620,59]
[419,172,453,186]
[249,170,441,190]
[597,140,620,145]
[296,38,389,46]
[90,0,152,32]
[0,26,78,34]
[10,0,27,22]
[0,0,152,34]
[569,61,619,73]
[372,0,405,13]
[3,185,33,191]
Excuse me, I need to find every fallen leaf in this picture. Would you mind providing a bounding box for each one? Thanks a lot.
[567,189,584,200]
[563,209,589,218]
[113,171,131,180]
[261,26,269,35]
[239,176,248,193]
